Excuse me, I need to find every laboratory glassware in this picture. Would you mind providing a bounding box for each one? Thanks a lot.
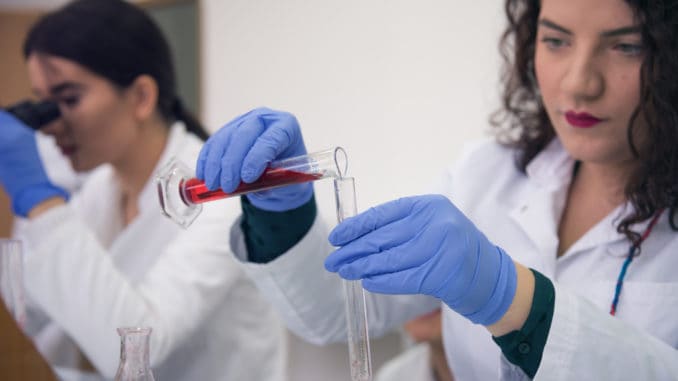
[334,177,373,381]
[114,327,156,381]
[0,239,25,328]
[156,146,347,228]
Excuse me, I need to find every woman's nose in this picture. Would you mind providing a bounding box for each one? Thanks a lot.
[560,53,604,103]
[40,117,66,136]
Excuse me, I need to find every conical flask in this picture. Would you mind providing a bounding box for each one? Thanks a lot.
[114,327,156,381]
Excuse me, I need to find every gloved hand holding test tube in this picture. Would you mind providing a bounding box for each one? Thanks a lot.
[157,151,375,380]
[156,107,373,380]
[156,146,347,228]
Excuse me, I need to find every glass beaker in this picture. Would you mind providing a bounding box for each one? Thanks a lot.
[0,239,25,328]
[156,146,348,228]
[114,327,156,381]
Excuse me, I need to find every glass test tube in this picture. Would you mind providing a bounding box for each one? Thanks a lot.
[334,177,373,381]
[156,147,347,228]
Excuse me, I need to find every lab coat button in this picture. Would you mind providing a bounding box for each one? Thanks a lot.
[518,342,531,354]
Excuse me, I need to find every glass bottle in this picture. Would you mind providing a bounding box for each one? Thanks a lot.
[114,327,156,381]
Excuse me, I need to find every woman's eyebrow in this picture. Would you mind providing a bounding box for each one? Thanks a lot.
[539,18,641,37]
[49,82,83,96]
[539,19,571,35]
[600,26,641,38]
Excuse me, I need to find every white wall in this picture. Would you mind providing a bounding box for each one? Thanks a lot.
[202,0,505,222]
[202,1,507,380]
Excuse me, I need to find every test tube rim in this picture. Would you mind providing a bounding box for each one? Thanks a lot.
[333,146,349,178]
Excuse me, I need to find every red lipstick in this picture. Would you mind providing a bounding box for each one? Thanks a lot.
[565,111,603,128]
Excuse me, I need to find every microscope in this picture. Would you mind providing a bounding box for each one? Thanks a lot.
[4,100,60,130]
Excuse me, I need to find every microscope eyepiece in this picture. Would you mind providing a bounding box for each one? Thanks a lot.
[5,100,61,130]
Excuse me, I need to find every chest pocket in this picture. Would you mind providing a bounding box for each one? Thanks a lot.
[580,281,678,348]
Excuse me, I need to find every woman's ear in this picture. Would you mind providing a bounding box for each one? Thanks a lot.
[129,74,159,121]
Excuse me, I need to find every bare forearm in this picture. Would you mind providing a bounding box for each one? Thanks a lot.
[27,196,66,219]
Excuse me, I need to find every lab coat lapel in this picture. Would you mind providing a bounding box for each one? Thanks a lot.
[559,206,627,259]
[108,122,191,281]
[76,164,124,250]
[507,138,640,263]
[508,139,573,275]
[508,185,563,275]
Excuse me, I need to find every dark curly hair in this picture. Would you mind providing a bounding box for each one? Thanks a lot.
[491,0,678,243]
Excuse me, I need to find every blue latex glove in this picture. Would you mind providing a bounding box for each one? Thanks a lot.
[196,107,312,212]
[0,111,68,217]
[325,194,517,326]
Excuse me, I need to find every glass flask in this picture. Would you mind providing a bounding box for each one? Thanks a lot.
[114,327,156,381]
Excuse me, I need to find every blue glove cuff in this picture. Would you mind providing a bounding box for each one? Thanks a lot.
[12,183,69,217]
[465,247,517,325]
[444,245,517,326]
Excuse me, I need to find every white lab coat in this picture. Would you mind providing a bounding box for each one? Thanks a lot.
[230,138,678,380]
[375,343,436,381]
[14,122,287,381]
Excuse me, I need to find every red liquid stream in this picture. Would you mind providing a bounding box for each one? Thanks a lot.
[181,168,323,204]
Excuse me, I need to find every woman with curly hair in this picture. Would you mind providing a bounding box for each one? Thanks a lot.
[192,0,678,379]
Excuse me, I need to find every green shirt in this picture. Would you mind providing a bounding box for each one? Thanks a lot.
[240,195,317,263]
[493,269,555,378]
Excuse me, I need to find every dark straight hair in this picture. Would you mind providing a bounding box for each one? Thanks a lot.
[23,0,210,141]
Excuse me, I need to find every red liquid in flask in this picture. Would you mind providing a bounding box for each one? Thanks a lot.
[181,168,323,204]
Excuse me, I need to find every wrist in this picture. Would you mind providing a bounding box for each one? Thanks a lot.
[10,183,69,218]
[487,262,535,336]
[27,196,67,219]
[450,245,517,326]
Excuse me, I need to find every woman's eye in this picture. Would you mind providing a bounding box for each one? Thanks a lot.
[60,96,80,107]
[614,42,644,57]
[541,37,568,50]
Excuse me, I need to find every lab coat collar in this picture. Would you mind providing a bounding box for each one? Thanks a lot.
[508,138,655,264]
[524,138,573,192]
[566,203,629,258]
[601,206,667,258]
[560,204,667,259]
[524,139,663,257]
[508,138,573,271]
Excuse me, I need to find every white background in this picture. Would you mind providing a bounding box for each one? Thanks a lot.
[202,1,505,225]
